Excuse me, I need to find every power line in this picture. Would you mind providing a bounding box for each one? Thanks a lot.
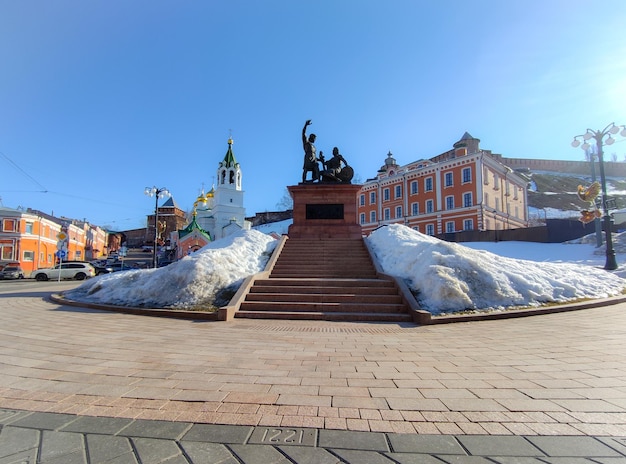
[0,151,49,192]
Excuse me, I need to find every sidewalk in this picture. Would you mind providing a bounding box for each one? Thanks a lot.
[0,281,625,462]
[2,408,626,463]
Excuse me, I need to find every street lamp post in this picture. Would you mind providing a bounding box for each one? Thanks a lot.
[144,186,171,268]
[572,122,626,270]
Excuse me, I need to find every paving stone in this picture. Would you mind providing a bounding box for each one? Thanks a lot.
[0,425,39,457]
[318,429,389,451]
[331,448,396,463]
[182,423,253,444]
[487,458,553,464]
[10,412,77,431]
[229,443,292,463]
[457,435,543,457]
[387,433,465,454]
[598,437,626,456]
[61,415,133,435]
[434,456,495,463]
[132,437,184,463]
[180,441,240,464]
[384,452,445,464]
[591,458,626,464]
[0,409,33,426]
[40,430,85,464]
[526,436,623,457]
[279,445,342,464]
[536,459,604,464]
[118,419,191,440]
[0,449,39,464]
[86,434,137,463]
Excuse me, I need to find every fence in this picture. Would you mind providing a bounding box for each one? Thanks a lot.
[437,219,612,244]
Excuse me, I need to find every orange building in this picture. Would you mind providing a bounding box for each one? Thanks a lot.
[0,206,107,274]
[358,133,528,235]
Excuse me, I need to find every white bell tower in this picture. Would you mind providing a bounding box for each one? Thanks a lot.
[212,137,249,239]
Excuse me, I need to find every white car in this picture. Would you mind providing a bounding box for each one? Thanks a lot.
[32,262,96,281]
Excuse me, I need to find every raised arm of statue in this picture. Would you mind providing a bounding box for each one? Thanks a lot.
[302,120,312,148]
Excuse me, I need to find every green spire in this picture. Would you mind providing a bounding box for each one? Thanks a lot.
[221,137,237,168]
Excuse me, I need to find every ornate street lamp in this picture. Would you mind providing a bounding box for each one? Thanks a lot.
[144,186,171,268]
[571,123,626,270]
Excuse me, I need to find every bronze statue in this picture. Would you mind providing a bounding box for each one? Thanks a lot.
[321,147,353,183]
[302,120,321,183]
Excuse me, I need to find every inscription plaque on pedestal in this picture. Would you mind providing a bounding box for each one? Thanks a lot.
[306,204,344,220]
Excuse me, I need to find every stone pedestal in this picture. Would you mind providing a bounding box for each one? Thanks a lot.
[287,184,363,239]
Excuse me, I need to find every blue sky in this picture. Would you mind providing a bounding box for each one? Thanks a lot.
[1,0,625,231]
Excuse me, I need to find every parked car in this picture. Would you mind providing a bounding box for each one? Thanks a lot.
[93,265,113,276]
[0,265,25,280]
[31,262,96,281]
[107,262,138,273]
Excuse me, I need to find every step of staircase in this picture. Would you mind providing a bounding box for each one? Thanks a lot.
[233,238,414,323]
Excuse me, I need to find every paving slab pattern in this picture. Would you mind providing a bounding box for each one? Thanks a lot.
[0,282,626,462]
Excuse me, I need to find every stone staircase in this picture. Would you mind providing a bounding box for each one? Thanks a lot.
[234,238,414,322]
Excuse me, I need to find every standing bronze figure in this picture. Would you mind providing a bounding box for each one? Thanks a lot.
[302,120,321,183]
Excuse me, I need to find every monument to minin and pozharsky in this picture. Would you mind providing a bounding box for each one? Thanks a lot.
[287,120,363,239]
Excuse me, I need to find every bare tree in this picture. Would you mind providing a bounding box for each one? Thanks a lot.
[276,188,293,210]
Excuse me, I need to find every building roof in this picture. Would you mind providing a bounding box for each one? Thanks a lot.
[161,196,182,210]
[221,137,238,168]
[178,216,212,241]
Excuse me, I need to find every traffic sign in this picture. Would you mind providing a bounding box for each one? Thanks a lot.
[56,232,68,241]
[56,250,66,259]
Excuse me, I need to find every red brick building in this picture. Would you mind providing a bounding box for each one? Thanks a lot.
[358,133,528,235]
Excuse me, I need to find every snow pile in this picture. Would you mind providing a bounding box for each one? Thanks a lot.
[64,230,277,309]
[366,224,625,315]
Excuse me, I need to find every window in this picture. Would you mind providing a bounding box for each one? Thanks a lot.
[483,167,489,185]
[411,202,419,215]
[463,219,474,230]
[360,213,366,224]
[23,250,34,261]
[446,221,455,233]
[514,187,518,200]
[2,219,16,232]
[25,222,34,234]
[1,244,14,260]
[383,188,390,201]
[370,191,376,204]
[462,167,472,183]
[410,181,418,194]
[463,192,473,207]
[426,224,434,235]
[444,172,453,187]
[412,225,419,232]
[360,194,365,206]
[493,174,499,189]
[370,211,376,222]
[445,196,454,210]
[395,206,402,218]
[426,199,434,213]
[425,177,433,192]
[515,206,519,218]
[484,193,489,207]
[384,208,390,220]
[395,185,402,199]
[495,198,500,211]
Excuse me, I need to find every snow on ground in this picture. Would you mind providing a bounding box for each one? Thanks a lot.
[367,224,625,315]
[64,230,277,309]
[64,221,626,316]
